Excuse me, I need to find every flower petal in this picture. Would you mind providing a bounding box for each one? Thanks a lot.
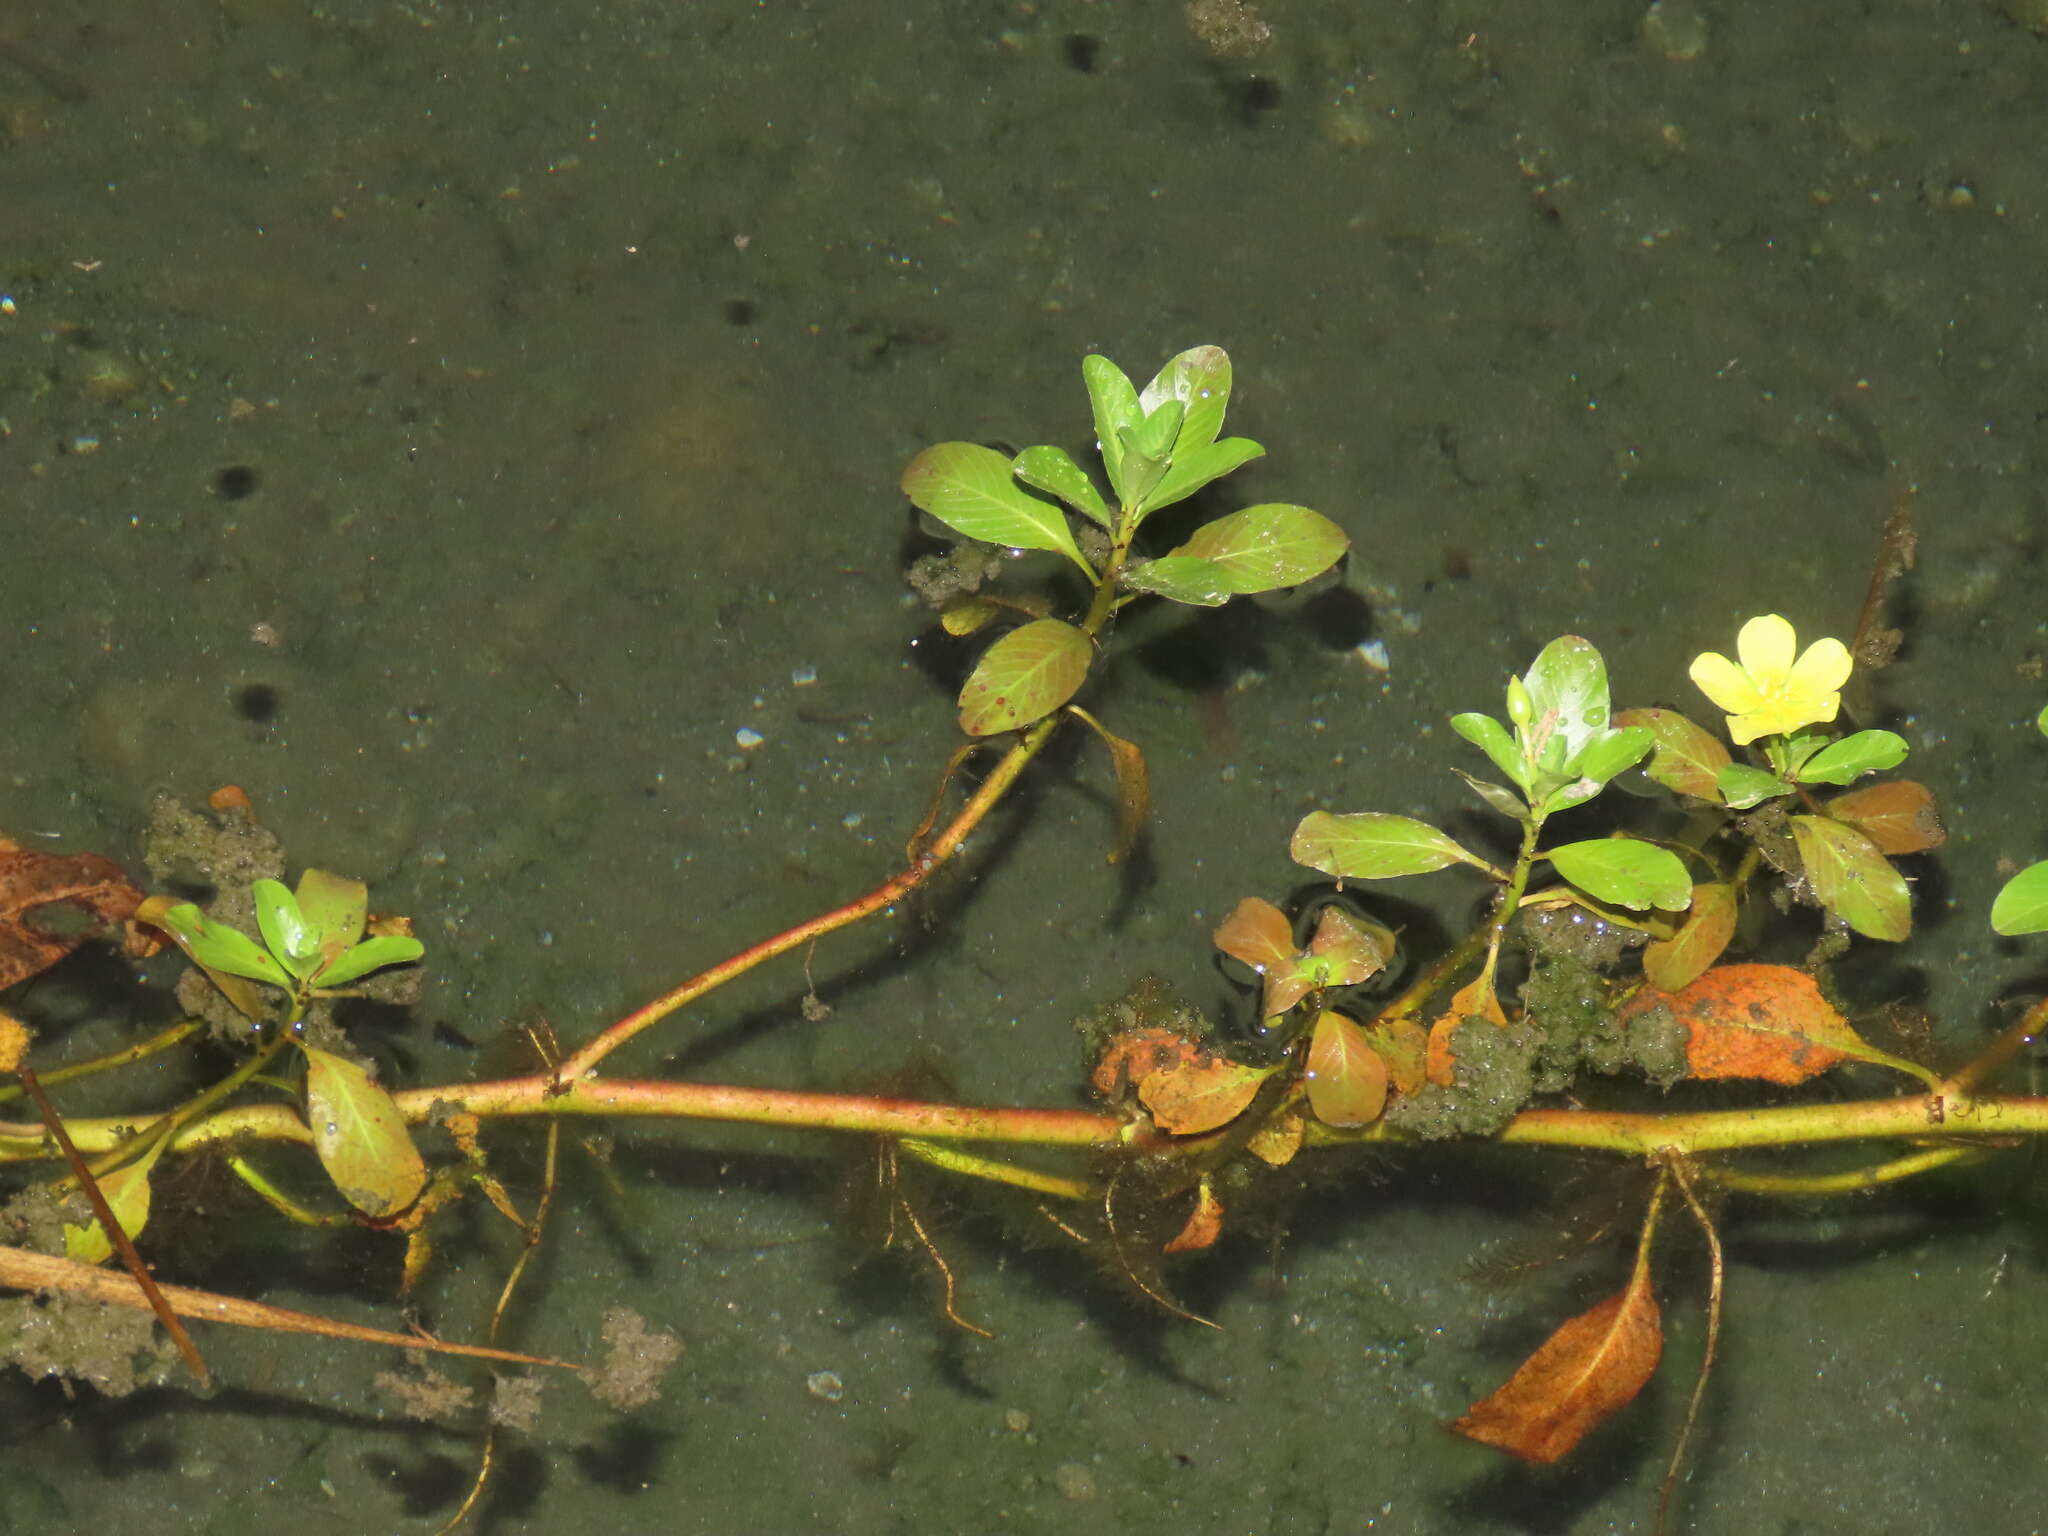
[1735,614,1797,683]
[1724,710,1775,747]
[1689,651,1762,715]
[1788,636,1853,696]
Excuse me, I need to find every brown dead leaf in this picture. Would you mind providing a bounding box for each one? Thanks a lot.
[0,848,146,991]
[1452,1265,1663,1464]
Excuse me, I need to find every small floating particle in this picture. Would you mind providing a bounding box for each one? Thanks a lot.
[790,664,818,686]
[734,727,765,751]
[1354,639,1391,673]
[805,1369,845,1402]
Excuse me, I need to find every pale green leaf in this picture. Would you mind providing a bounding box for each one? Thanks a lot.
[1012,445,1112,529]
[1451,767,1528,820]
[1794,729,1909,786]
[1120,555,1235,607]
[1451,713,1529,792]
[1569,726,1654,788]
[957,618,1093,736]
[302,1045,427,1218]
[1173,504,1348,594]
[1290,811,1491,880]
[1718,763,1793,809]
[1790,815,1912,941]
[1991,860,2048,936]
[252,878,320,978]
[156,901,292,989]
[1138,344,1232,456]
[900,442,1091,576]
[1545,837,1692,912]
[1521,637,1613,773]
[1081,354,1141,499]
[314,933,426,990]
[1139,437,1265,518]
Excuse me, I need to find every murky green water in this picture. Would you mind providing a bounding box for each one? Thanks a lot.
[5,2,2046,1531]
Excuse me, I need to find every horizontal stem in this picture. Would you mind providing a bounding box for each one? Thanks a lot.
[15,1074,2048,1186]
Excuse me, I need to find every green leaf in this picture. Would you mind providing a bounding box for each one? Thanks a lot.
[301,1045,427,1219]
[62,1136,170,1265]
[1131,398,1184,462]
[1521,637,1613,774]
[1012,445,1112,530]
[1793,729,1909,786]
[252,878,321,979]
[957,618,1093,736]
[2037,702,2048,739]
[1138,437,1265,518]
[1138,344,1232,457]
[1717,763,1793,810]
[1570,725,1654,787]
[1451,713,1529,793]
[1451,768,1528,820]
[1990,860,2048,936]
[1290,811,1492,880]
[1120,555,1236,607]
[294,868,368,983]
[1614,707,1730,801]
[157,901,292,989]
[313,933,426,990]
[1081,354,1141,501]
[1790,815,1912,941]
[900,442,1093,577]
[1172,504,1348,595]
[1545,837,1693,912]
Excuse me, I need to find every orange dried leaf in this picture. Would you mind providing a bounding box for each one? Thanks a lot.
[1825,779,1945,855]
[1452,1271,1663,1464]
[1623,962,1863,1084]
[1164,1179,1225,1253]
[1136,1052,1274,1135]
[1245,1108,1306,1167]
[0,849,146,991]
[1641,882,1737,993]
[1090,1027,1198,1103]
[1304,1011,1390,1128]
[1360,1015,1429,1096]
[1427,972,1507,1086]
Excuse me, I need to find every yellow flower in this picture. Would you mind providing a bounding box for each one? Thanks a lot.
[1688,614,1852,746]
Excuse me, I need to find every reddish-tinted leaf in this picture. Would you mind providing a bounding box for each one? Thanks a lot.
[1615,707,1730,801]
[1641,882,1737,993]
[1164,1180,1226,1253]
[1452,1268,1663,1464]
[1137,1052,1275,1135]
[1303,1012,1389,1128]
[1824,779,1945,855]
